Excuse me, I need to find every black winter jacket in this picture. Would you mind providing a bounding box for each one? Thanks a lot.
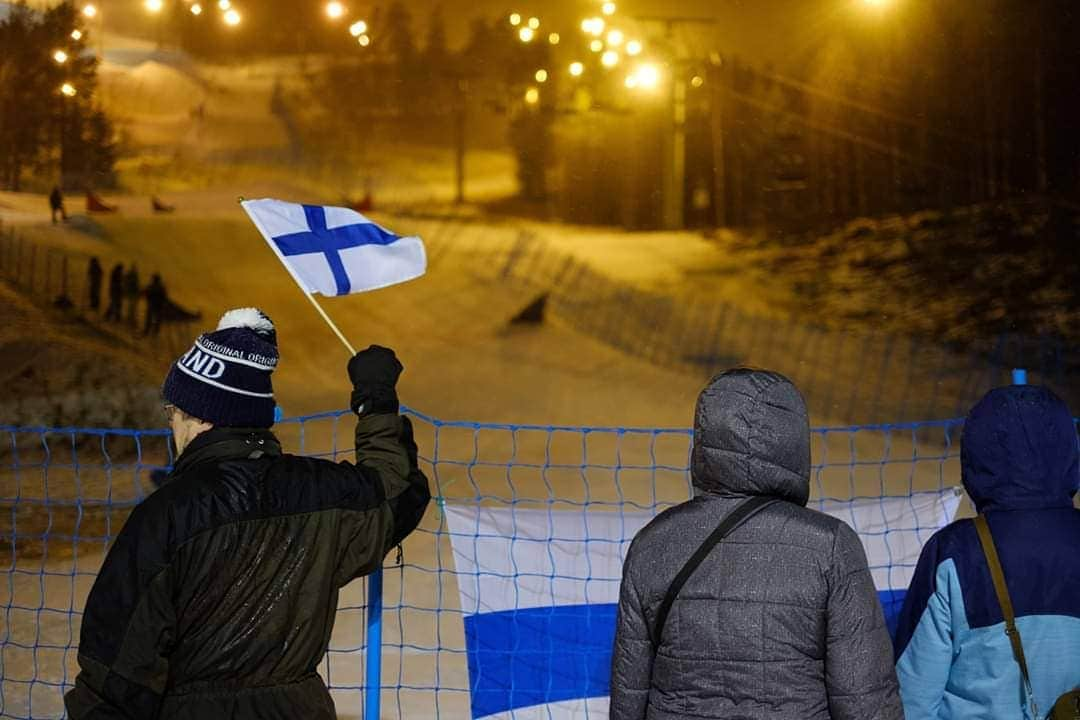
[610,370,902,720]
[65,412,430,720]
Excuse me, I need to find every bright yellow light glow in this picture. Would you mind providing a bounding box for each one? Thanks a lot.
[535,69,548,83]
[145,0,163,13]
[60,83,77,97]
[224,8,241,25]
[528,16,539,29]
[581,17,604,36]
[218,0,230,9]
[190,3,202,15]
[602,2,616,15]
[325,2,345,19]
[601,50,619,67]
[626,39,642,55]
[349,20,367,36]
[691,75,704,88]
[525,86,539,104]
[569,61,584,77]
[509,13,521,26]
[606,29,623,46]
[636,63,660,89]
[590,39,603,52]
[624,74,638,89]
[71,29,83,40]
[518,26,534,42]
[358,34,371,46]
[862,0,889,5]
[81,4,97,18]
[548,32,560,44]
[53,50,68,64]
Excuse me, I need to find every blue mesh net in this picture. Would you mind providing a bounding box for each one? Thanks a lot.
[0,408,970,719]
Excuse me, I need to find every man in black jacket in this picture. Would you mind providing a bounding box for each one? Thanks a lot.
[611,369,901,720]
[65,307,431,719]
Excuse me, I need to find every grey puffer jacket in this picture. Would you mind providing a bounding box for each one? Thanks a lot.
[610,369,902,720]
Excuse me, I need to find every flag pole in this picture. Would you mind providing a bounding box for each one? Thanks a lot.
[302,291,356,355]
[240,199,356,356]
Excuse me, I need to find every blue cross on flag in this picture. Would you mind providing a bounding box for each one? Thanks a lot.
[241,199,426,296]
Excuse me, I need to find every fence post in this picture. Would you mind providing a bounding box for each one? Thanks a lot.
[59,255,71,306]
[44,250,53,298]
[364,568,383,719]
[28,242,37,295]
[15,234,24,287]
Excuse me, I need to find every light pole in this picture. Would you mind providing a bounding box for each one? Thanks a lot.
[632,15,716,229]
[144,0,165,49]
[80,3,105,61]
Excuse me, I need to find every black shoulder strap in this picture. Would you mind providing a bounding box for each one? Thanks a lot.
[650,496,778,648]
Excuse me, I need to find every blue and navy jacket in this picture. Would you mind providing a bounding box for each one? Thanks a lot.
[894,385,1080,719]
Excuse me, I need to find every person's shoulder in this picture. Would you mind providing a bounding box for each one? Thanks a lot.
[629,498,702,548]
[756,501,850,552]
[261,452,386,512]
[909,516,975,566]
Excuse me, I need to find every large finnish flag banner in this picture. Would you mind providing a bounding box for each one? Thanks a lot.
[241,199,426,295]
[446,490,961,719]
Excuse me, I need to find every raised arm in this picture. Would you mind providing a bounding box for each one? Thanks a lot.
[335,346,430,583]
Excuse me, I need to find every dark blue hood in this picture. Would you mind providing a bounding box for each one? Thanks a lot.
[961,385,1079,512]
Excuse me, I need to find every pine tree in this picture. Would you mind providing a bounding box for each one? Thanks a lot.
[0,1,116,191]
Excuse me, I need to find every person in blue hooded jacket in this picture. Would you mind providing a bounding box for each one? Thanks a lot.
[893,383,1080,719]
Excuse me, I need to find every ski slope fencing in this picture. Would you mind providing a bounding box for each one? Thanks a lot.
[412,219,1078,427]
[0,226,195,362]
[0,407,975,719]
[491,231,1077,425]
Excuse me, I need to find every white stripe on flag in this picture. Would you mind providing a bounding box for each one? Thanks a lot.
[445,489,962,720]
[240,198,426,296]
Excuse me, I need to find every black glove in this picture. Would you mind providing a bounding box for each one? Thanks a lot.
[347,345,403,415]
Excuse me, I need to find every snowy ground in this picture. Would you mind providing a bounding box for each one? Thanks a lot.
[0,33,1053,719]
[1,196,973,717]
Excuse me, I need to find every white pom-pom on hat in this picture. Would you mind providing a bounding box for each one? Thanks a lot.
[217,307,275,336]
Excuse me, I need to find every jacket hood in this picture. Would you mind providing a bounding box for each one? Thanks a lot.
[961,384,1078,512]
[690,369,811,506]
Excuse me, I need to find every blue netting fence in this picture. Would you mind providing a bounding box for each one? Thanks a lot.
[1,408,971,719]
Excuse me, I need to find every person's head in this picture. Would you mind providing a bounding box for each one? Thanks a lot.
[161,307,279,454]
[690,368,811,505]
[961,384,1078,513]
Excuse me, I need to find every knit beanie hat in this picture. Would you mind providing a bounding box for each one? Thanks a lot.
[162,308,279,427]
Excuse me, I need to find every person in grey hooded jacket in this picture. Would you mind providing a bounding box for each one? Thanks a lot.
[610,369,902,720]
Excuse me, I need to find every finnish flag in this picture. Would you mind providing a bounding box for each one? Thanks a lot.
[445,489,961,719]
[241,199,426,296]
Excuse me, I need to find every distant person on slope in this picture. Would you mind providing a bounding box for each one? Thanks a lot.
[86,257,103,312]
[104,263,123,321]
[49,185,67,224]
[124,263,140,327]
[894,383,1080,719]
[611,369,902,720]
[64,309,431,720]
[142,273,167,336]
